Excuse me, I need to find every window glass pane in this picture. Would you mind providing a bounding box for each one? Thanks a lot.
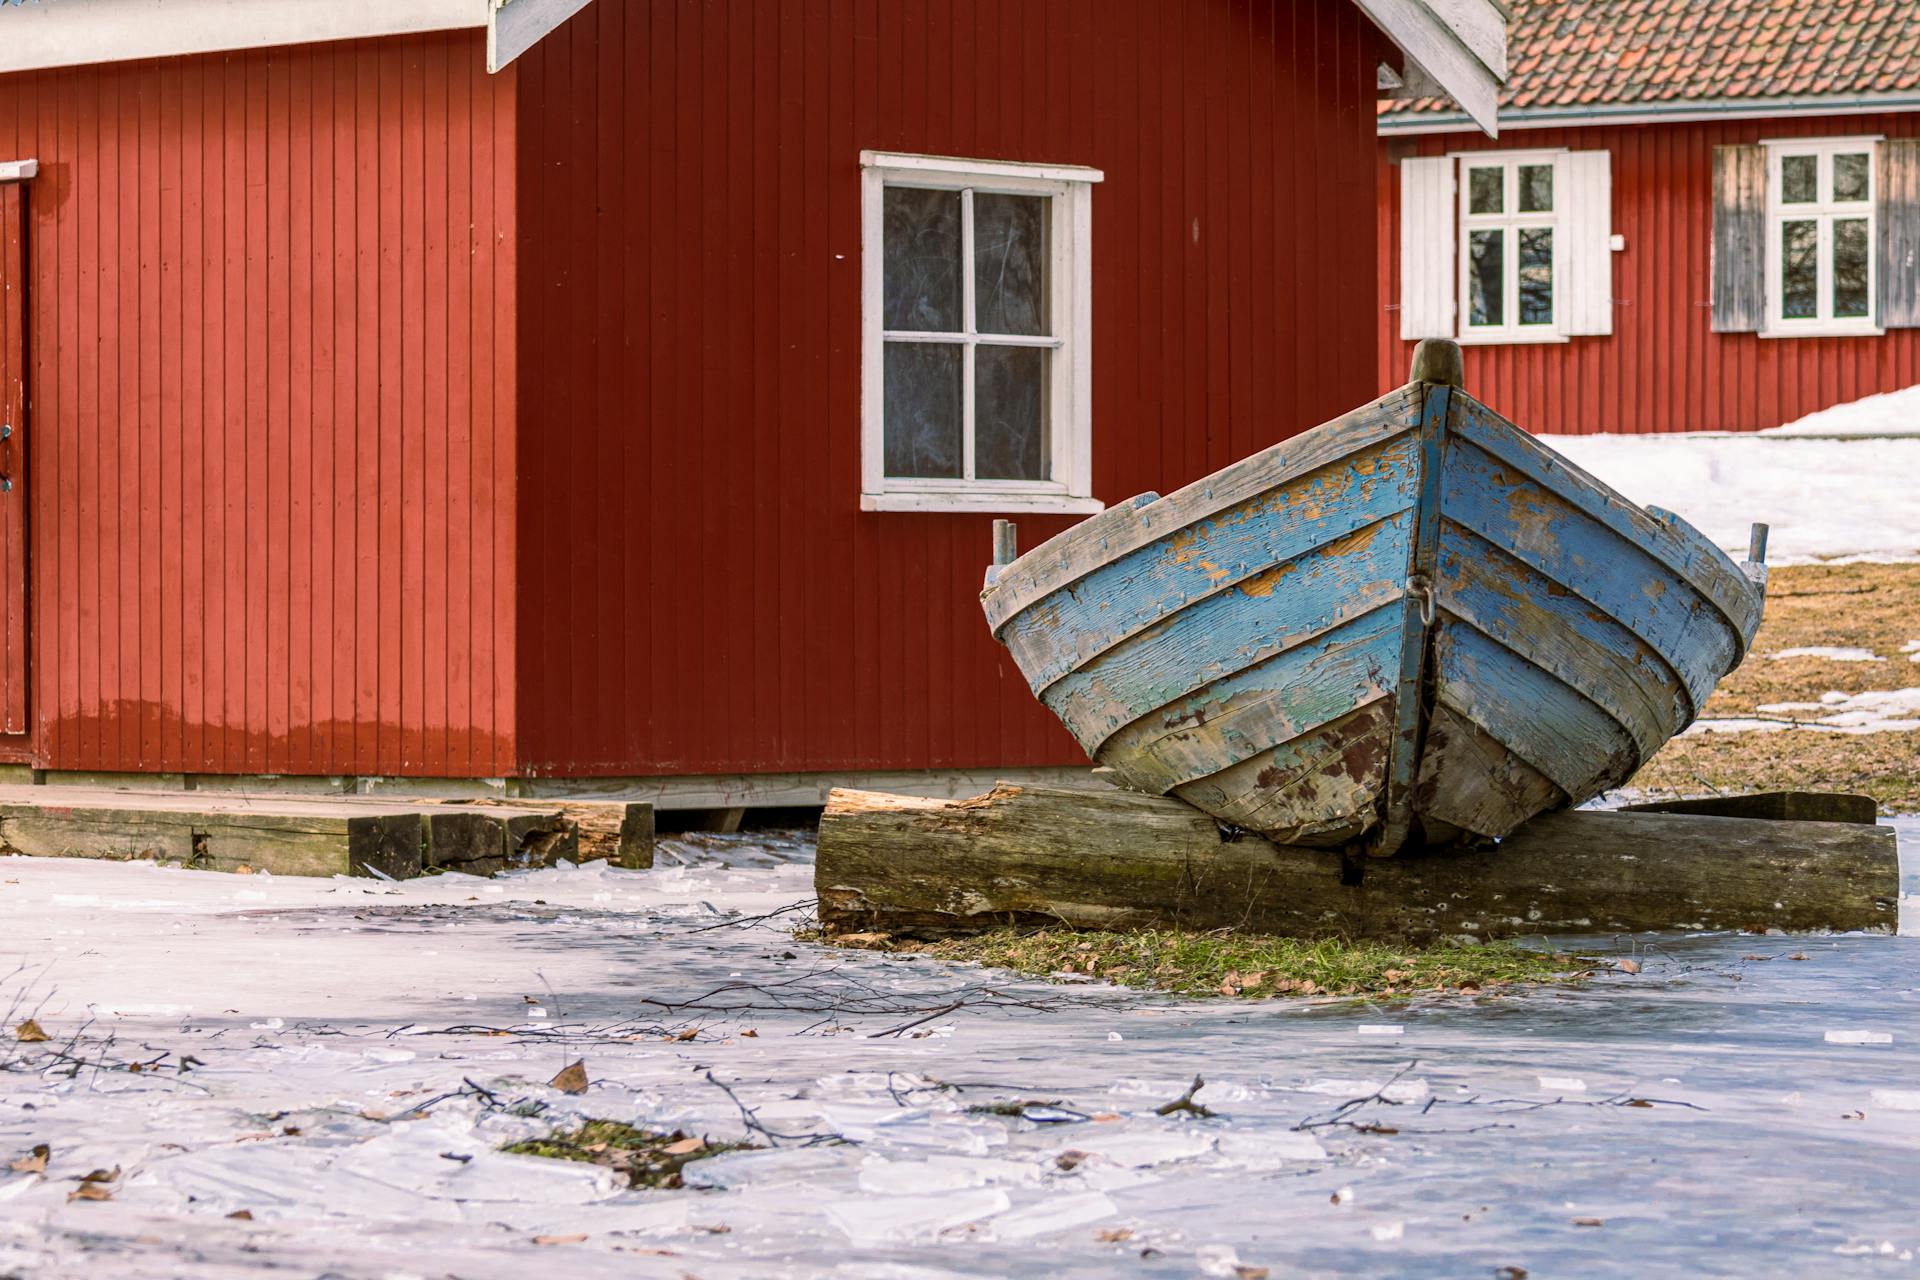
[1468,167,1503,215]
[974,193,1049,337]
[1781,155,1817,204]
[1833,217,1870,318]
[1468,228,1504,326]
[1780,219,1818,319]
[975,345,1048,480]
[883,342,962,477]
[1518,164,1553,213]
[1518,226,1553,325]
[883,187,961,331]
[1833,152,1870,202]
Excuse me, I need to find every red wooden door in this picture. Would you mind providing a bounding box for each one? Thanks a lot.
[0,183,27,737]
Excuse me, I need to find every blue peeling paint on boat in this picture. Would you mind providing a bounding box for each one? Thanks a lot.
[980,341,1769,857]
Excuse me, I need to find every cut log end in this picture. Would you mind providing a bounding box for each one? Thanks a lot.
[1409,338,1465,388]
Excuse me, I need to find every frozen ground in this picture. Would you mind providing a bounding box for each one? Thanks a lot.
[3,827,1918,1280]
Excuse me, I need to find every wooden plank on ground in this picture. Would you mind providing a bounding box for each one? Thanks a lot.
[1620,791,1878,826]
[815,784,1899,943]
[545,800,655,869]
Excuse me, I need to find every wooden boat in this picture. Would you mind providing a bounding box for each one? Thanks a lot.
[980,340,1768,858]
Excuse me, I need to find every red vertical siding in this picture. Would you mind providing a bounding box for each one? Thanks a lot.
[1377,112,1920,433]
[0,32,519,775]
[512,0,1387,777]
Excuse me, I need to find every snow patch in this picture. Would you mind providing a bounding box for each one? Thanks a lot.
[1767,646,1884,663]
[1766,383,1920,436]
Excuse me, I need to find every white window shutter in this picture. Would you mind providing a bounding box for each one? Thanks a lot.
[1399,156,1455,340]
[1561,150,1613,336]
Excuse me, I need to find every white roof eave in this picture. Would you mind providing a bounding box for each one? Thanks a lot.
[1354,0,1507,137]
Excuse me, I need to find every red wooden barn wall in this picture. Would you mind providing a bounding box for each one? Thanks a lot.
[511,0,1388,778]
[1377,111,1920,434]
[0,32,520,776]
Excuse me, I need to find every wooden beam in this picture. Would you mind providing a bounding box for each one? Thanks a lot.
[815,784,1899,943]
[1621,791,1878,826]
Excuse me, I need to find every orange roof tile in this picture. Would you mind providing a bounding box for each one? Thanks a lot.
[1380,0,1920,120]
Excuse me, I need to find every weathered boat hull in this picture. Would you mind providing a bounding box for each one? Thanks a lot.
[981,343,1767,857]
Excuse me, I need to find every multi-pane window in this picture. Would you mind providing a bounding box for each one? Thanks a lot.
[860,152,1102,514]
[1458,155,1559,340]
[1766,140,1877,335]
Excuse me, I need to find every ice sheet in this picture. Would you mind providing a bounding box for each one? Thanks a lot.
[0,822,1916,1278]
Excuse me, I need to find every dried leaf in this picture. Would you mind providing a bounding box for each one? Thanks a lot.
[1789,952,1809,961]
[68,1184,114,1202]
[1095,1227,1134,1242]
[1617,959,1641,975]
[227,1209,254,1221]
[76,1166,120,1185]
[661,1137,706,1156]
[740,1029,758,1038]
[1234,1267,1271,1280]
[9,1144,49,1175]
[1572,1217,1605,1227]
[1622,1099,1655,1108]
[674,1029,699,1042]
[533,1233,588,1246]
[14,1019,49,1043]
[549,1060,589,1095]
[1055,1150,1088,1171]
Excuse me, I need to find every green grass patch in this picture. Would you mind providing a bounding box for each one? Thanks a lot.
[501,1120,754,1189]
[831,928,1588,999]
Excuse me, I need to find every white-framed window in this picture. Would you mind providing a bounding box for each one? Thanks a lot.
[859,151,1103,514]
[1400,148,1611,344]
[1763,138,1880,337]
[1457,152,1562,343]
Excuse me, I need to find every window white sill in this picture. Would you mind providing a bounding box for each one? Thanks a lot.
[1758,323,1885,340]
[861,491,1106,515]
[1456,329,1572,346]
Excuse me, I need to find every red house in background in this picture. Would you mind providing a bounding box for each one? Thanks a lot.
[0,0,1501,808]
[1378,0,1920,435]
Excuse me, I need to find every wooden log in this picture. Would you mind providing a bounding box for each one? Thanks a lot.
[1620,791,1878,826]
[422,805,582,876]
[815,784,1899,943]
[546,800,655,869]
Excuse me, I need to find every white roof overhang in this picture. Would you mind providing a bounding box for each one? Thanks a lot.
[0,0,594,76]
[1353,0,1507,136]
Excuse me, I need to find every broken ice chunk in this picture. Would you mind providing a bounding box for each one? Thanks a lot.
[988,1190,1118,1241]
[1869,1090,1920,1111]
[1537,1075,1588,1092]
[822,1187,1010,1244]
[1825,1030,1894,1045]
[1357,1025,1404,1037]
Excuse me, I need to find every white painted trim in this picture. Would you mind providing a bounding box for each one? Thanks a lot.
[1456,330,1570,346]
[861,492,1106,515]
[1353,0,1503,136]
[0,0,488,76]
[1380,93,1920,136]
[488,0,596,72]
[1763,138,1879,335]
[860,152,1100,515]
[0,161,37,185]
[860,151,1105,186]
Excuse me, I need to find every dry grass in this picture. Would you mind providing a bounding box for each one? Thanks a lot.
[1628,562,1920,813]
[829,929,1587,1000]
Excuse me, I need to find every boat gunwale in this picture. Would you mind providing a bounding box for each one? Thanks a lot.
[981,385,1426,635]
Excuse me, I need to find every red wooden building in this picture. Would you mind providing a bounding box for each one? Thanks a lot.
[0,0,1500,804]
[1378,0,1920,434]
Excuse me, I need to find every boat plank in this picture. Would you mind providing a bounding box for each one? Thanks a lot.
[1043,513,1411,749]
[1437,522,1686,758]
[1102,605,1402,792]
[1440,441,1739,717]
[1449,394,1762,648]
[1000,437,1420,693]
[1432,626,1640,804]
[982,386,1423,632]
[1414,702,1565,840]
[1173,698,1393,845]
